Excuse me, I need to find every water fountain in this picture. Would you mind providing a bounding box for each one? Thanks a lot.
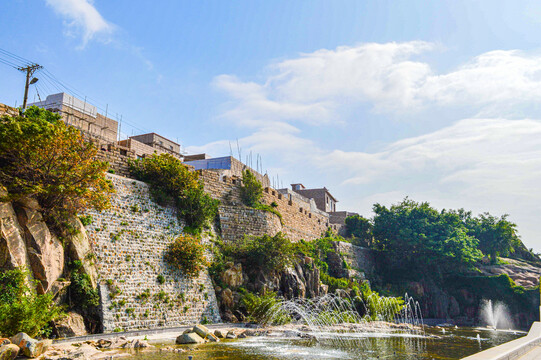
[480,299,514,330]
[257,293,426,353]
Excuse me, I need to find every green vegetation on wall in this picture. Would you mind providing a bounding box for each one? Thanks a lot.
[164,234,209,278]
[240,169,283,224]
[129,153,219,231]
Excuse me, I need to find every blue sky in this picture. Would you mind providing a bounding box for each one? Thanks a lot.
[2,0,541,250]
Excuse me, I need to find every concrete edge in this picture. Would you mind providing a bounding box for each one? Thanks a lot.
[462,322,541,360]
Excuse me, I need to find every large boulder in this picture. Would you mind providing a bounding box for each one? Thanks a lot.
[66,218,98,288]
[0,193,29,269]
[15,199,64,294]
[176,332,204,344]
[0,344,19,360]
[193,324,211,339]
[55,312,88,338]
[10,332,50,358]
[222,263,244,288]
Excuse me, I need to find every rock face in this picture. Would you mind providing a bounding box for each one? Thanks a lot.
[222,263,244,288]
[55,312,88,338]
[0,190,29,269]
[15,199,64,294]
[66,218,98,288]
[479,257,541,288]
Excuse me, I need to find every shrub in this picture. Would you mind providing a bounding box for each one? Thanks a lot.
[0,107,113,234]
[0,269,65,337]
[78,215,93,226]
[129,153,219,230]
[242,292,290,325]
[240,170,263,206]
[157,275,165,284]
[218,233,295,273]
[69,270,100,310]
[240,170,283,223]
[165,234,208,277]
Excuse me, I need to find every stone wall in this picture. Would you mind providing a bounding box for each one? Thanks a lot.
[85,174,220,332]
[200,169,333,242]
[93,143,134,178]
[219,206,282,242]
[0,103,19,117]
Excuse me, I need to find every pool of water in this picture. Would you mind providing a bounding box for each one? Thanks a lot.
[129,327,525,360]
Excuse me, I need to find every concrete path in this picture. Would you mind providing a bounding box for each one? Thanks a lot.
[516,345,541,360]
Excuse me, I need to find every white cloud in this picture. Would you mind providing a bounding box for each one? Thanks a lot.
[214,42,541,123]
[45,0,114,47]
[204,42,541,249]
[318,118,541,248]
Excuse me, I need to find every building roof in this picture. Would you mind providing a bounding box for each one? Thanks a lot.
[292,186,339,203]
[130,132,180,146]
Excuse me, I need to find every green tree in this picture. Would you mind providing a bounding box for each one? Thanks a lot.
[470,213,520,264]
[0,106,113,233]
[345,214,373,247]
[372,198,482,272]
[129,153,219,230]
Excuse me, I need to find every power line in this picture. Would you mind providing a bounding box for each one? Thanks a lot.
[0,48,154,136]
[0,48,33,66]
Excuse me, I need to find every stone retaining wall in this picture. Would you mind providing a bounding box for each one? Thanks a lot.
[85,174,220,332]
[219,205,282,242]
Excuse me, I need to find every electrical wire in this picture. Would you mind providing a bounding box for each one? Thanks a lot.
[0,48,154,136]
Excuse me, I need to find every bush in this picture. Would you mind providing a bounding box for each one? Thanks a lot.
[0,107,114,234]
[219,233,295,273]
[240,169,263,207]
[242,292,290,325]
[129,153,219,230]
[0,269,65,337]
[165,234,208,277]
[69,267,100,310]
[240,170,283,223]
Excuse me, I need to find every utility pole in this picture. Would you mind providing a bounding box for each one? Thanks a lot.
[18,63,42,110]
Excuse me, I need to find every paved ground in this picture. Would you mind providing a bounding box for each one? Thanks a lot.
[516,345,541,359]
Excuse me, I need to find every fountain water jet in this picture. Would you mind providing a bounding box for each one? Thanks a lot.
[259,293,426,352]
[480,299,514,330]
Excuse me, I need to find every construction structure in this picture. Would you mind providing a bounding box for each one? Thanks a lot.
[28,93,118,146]
[290,184,339,213]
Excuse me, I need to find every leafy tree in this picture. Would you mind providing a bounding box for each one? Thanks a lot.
[240,169,263,206]
[469,213,520,264]
[0,269,65,337]
[345,214,373,247]
[372,198,483,272]
[0,106,113,233]
[129,153,219,230]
